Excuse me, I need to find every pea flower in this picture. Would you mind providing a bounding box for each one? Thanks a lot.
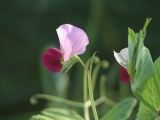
[42,24,89,73]
[114,48,130,82]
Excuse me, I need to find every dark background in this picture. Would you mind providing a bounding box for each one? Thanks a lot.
[0,0,160,119]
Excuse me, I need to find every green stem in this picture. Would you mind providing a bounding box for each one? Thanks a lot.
[131,86,157,114]
[88,73,99,120]
[103,97,116,107]
[76,55,90,74]
[83,58,92,120]
[84,66,88,103]
[84,102,90,120]
[100,75,106,96]
[94,97,115,107]
[142,18,152,32]
[84,106,90,120]
[92,61,109,92]
[30,94,84,108]
[100,75,116,107]
[84,58,92,102]
[81,55,99,120]
[86,51,99,120]
[92,62,101,92]
[94,97,104,106]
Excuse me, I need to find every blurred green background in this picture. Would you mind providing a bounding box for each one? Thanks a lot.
[0,0,160,120]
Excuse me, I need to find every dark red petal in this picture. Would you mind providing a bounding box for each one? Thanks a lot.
[42,48,63,73]
[119,66,130,82]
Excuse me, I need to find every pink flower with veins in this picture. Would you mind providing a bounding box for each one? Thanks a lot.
[42,24,89,73]
[114,48,130,82]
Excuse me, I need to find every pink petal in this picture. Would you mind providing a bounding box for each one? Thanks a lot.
[56,25,72,61]
[56,24,89,61]
[42,48,63,73]
[119,66,130,82]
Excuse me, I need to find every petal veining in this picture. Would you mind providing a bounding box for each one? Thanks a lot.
[56,24,89,61]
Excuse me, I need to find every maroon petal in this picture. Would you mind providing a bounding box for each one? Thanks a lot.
[119,66,130,82]
[42,48,63,73]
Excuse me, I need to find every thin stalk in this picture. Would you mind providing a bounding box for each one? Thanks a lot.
[84,102,90,120]
[84,105,90,120]
[100,75,106,96]
[100,75,116,107]
[94,97,115,107]
[84,58,92,102]
[103,97,116,107]
[30,94,84,108]
[92,61,109,92]
[76,55,90,74]
[142,18,152,32]
[83,58,92,120]
[92,62,101,92]
[88,73,99,120]
[94,97,104,106]
[87,52,99,120]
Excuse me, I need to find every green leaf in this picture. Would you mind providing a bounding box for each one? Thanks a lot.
[128,19,154,87]
[29,108,84,120]
[136,57,160,120]
[128,28,136,41]
[142,18,152,34]
[128,28,136,65]
[100,98,137,120]
[134,46,154,90]
[30,114,54,120]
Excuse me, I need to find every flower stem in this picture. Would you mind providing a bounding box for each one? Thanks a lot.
[84,63,88,102]
[83,58,92,120]
[92,62,101,91]
[87,51,99,120]
[30,94,84,108]
[92,61,109,92]
[78,52,99,119]
[88,73,99,120]
[76,55,90,74]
